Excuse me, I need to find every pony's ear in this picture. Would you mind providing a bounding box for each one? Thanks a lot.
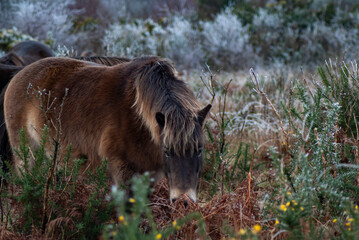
[198,104,212,126]
[7,52,24,66]
[155,112,165,131]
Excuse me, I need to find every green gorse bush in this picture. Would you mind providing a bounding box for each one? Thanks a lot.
[0,127,112,239]
[256,59,359,239]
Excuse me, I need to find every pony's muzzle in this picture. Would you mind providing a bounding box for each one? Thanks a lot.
[170,188,196,205]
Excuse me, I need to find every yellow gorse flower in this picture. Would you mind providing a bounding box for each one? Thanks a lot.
[300,207,304,211]
[172,220,180,229]
[252,224,261,234]
[286,202,290,207]
[156,233,162,239]
[333,219,337,223]
[238,229,246,235]
[275,220,279,225]
[129,198,135,203]
[280,204,287,211]
[118,215,124,222]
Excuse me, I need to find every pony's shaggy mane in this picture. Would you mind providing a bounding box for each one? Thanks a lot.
[132,57,202,155]
[74,56,131,66]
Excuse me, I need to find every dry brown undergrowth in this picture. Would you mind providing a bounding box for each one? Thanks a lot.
[150,177,276,239]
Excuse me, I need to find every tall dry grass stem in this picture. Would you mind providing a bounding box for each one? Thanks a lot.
[250,68,291,157]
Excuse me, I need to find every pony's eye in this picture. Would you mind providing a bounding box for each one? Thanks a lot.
[163,147,170,158]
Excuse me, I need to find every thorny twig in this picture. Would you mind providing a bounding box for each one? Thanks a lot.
[219,80,232,196]
[201,66,234,196]
[249,68,292,157]
[243,149,255,209]
[41,88,68,233]
[314,128,327,179]
[287,81,293,136]
[199,64,216,105]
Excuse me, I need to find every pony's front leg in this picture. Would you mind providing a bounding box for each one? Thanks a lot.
[107,159,136,187]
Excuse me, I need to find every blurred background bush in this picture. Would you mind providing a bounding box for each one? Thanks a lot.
[1,0,358,70]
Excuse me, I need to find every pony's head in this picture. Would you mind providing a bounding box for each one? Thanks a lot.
[156,104,211,204]
[132,56,212,204]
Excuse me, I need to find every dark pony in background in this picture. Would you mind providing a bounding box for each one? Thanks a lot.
[0,40,54,220]
[0,41,54,88]
[0,41,54,175]
[4,56,211,202]
[0,40,54,66]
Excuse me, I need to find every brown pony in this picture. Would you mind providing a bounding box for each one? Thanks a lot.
[4,56,211,202]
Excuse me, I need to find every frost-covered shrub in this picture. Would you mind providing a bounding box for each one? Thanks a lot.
[201,7,253,70]
[9,0,81,48]
[253,8,282,29]
[310,0,356,10]
[75,0,196,54]
[120,0,197,20]
[299,22,358,62]
[104,19,165,57]
[77,0,127,24]
[56,45,77,57]
[162,16,204,69]
[154,0,198,19]
[104,17,203,69]
[251,8,283,60]
[250,3,359,65]
[0,27,36,51]
[0,0,12,29]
